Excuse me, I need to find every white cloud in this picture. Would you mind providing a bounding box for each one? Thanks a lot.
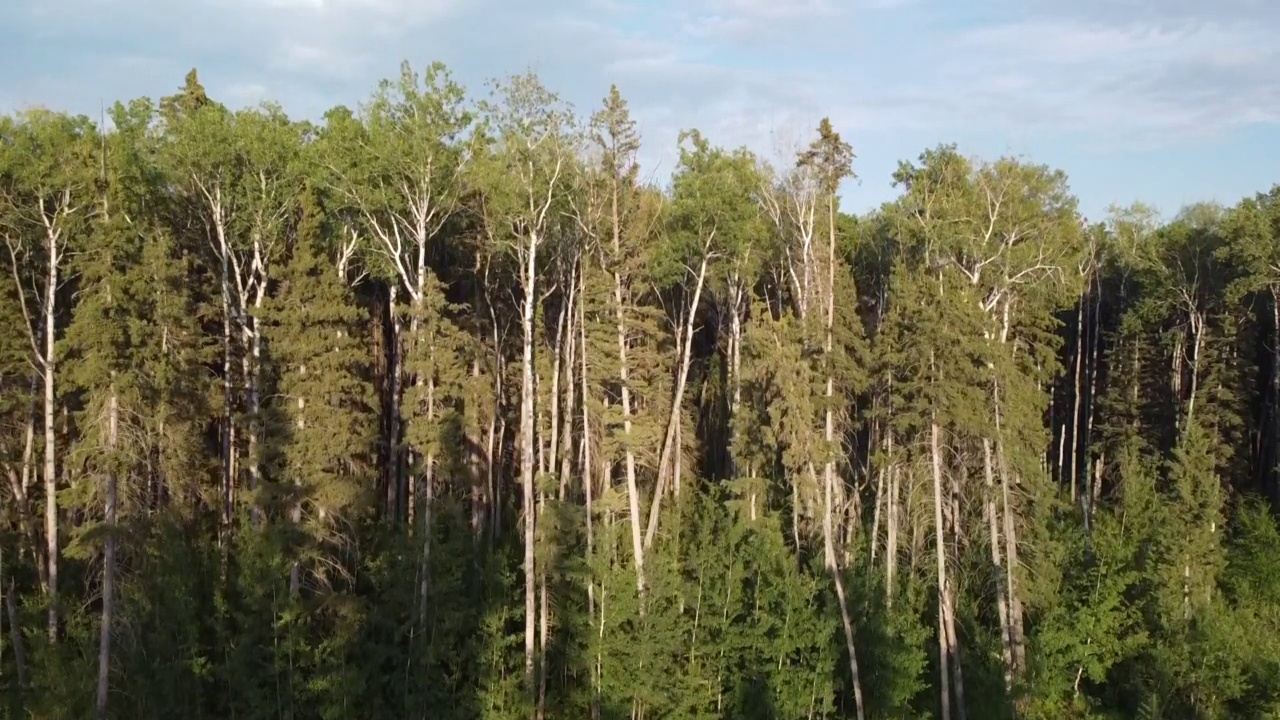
[936,14,1280,140]
[704,0,840,20]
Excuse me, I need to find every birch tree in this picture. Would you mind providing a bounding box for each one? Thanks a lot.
[323,61,473,537]
[0,108,96,642]
[477,69,577,697]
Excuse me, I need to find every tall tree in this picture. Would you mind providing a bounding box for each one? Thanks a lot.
[0,108,97,642]
[477,69,577,700]
[796,117,866,720]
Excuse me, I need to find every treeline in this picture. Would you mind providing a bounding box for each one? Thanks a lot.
[1,61,1279,720]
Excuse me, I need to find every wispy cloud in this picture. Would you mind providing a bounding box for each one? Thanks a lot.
[936,14,1279,141]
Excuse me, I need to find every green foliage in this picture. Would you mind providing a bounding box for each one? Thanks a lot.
[2,62,1280,720]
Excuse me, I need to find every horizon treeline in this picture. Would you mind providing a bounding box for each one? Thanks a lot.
[1,61,1279,720]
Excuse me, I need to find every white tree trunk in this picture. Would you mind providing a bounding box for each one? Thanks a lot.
[96,385,118,720]
[43,224,59,644]
[520,233,540,691]
[983,437,1015,690]
[645,248,710,549]
[931,417,954,720]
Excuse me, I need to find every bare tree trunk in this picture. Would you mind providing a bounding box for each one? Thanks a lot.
[23,368,36,502]
[871,463,885,564]
[469,261,488,534]
[930,389,955,720]
[943,536,968,720]
[537,288,573,720]
[96,386,119,719]
[819,463,865,720]
[579,291,601,720]
[43,225,59,644]
[291,367,305,598]
[993,380,1026,677]
[1083,283,1102,512]
[983,437,1015,690]
[5,229,54,594]
[488,296,504,539]
[1271,287,1280,500]
[583,464,600,720]
[612,267,647,606]
[1185,312,1203,429]
[816,191,865,720]
[205,195,250,540]
[408,315,422,531]
[646,247,710,549]
[886,462,900,604]
[246,266,267,529]
[1171,333,1184,404]
[520,235,540,696]
[559,276,578,499]
[549,294,567,487]
[218,238,236,544]
[727,279,744,480]
[1067,299,1085,499]
[389,285,405,523]
[792,480,802,557]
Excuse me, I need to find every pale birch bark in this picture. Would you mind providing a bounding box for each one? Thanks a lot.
[599,178,650,594]
[931,413,956,720]
[290,365,306,598]
[42,207,62,642]
[520,230,540,686]
[612,218,646,600]
[96,386,119,720]
[820,187,865,720]
[209,189,239,528]
[3,190,78,643]
[1268,287,1280,501]
[886,462,900,604]
[580,293,598,703]
[645,242,712,550]
[992,377,1027,676]
[490,90,568,690]
[1067,299,1085,498]
[1084,281,1102,508]
[726,272,746,493]
[983,437,1015,690]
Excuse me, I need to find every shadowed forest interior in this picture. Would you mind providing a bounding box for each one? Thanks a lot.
[2,62,1280,720]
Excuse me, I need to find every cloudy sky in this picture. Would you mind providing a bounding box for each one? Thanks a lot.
[2,0,1277,219]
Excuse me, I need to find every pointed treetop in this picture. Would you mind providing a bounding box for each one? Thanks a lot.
[181,69,210,107]
[796,116,855,195]
[591,85,640,178]
[160,68,213,121]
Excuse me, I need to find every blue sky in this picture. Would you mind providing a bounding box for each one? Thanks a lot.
[1,0,1277,220]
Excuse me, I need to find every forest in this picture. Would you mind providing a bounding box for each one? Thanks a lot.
[1,60,1279,720]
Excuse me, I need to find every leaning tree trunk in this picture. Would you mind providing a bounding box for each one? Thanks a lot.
[646,246,710,549]
[613,267,646,603]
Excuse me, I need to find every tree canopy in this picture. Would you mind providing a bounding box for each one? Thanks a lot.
[1,63,1279,720]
